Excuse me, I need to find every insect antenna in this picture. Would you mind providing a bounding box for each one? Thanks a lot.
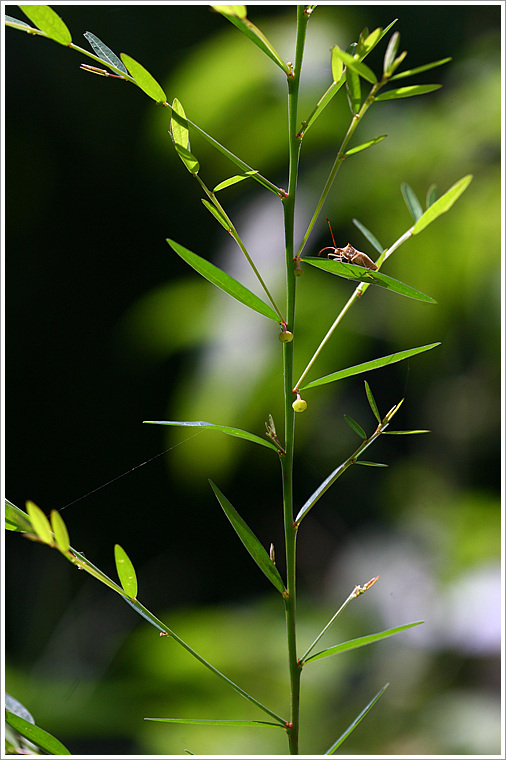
[326,218,337,248]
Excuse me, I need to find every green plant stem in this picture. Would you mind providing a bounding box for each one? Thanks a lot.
[280,7,311,754]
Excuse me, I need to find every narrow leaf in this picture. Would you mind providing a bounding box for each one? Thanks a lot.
[26,501,52,544]
[83,31,128,74]
[145,718,284,728]
[331,46,343,83]
[333,46,377,83]
[50,510,70,552]
[296,461,351,524]
[170,98,190,150]
[357,27,382,56]
[4,15,32,28]
[211,6,289,73]
[383,31,400,74]
[390,56,452,81]
[209,481,286,594]
[364,381,381,422]
[304,621,424,663]
[19,5,71,45]
[300,343,440,391]
[345,135,387,156]
[344,414,367,439]
[143,419,279,452]
[354,460,388,467]
[174,145,200,174]
[5,711,70,755]
[401,182,423,222]
[167,239,279,321]
[213,172,258,192]
[383,429,430,434]
[325,684,390,754]
[426,183,438,208]
[5,499,32,532]
[202,199,229,229]
[352,219,384,254]
[345,65,362,114]
[114,544,138,598]
[120,53,166,103]
[375,84,441,101]
[301,257,437,303]
[412,175,473,235]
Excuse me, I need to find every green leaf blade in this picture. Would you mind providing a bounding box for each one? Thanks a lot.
[19,5,71,45]
[300,343,440,391]
[26,501,53,544]
[167,239,279,321]
[401,182,423,222]
[325,684,390,754]
[209,481,286,594]
[412,175,473,235]
[305,621,424,664]
[120,53,166,103]
[352,219,384,254]
[5,710,71,755]
[301,257,437,303]
[333,46,377,84]
[375,84,441,101]
[50,510,70,552]
[114,544,138,599]
[344,414,367,439]
[143,419,279,452]
[345,135,387,156]
[211,6,289,73]
[145,717,284,728]
[364,381,381,422]
[390,56,452,81]
[213,172,258,192]
[83,31,128,74]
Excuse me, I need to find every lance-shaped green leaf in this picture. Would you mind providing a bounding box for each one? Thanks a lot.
[202,199,229,229]
[300,343,440,391]
[382,429,430,434]
[344,414,367,439]
[19,5,71,45]
[209,481,286,594]
[352,219,384,254]
[355,460,387,467]
[383,31,400,74]
[426,183,438,208]
[356,27,382,56]
[4,15,32,29]
[170,98,190,151]
[50,510,70,552]
[145,717,284,728]
[213,172,258,192]
[83,31,128,74]
[301,258,437,303]
[5,499,33,532]
[390,56,452,81]
[375,84,441,101]
[26,501,52,544]
[412,174,473,235]
[167,239,279,321]
[364,381,381,422]
[331,46,343,83]
[333,45,377,83]
[345,135,387,156]
[211,6,290,74]
[401,182,423,222]
[143,419,279,453]
[345,65,361,114]
[114,544,138,598]
[120,53,166,103]
[5,710,70,756]
[303,621,423,664]
[325,683,390,754]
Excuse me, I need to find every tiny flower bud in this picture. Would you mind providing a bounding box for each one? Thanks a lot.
[292,396,307,412]
[279,329,293,343]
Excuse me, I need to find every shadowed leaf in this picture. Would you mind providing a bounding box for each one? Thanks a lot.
[84,31,128,73]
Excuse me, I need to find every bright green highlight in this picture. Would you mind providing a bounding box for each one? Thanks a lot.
[114,544,138,599]
[412,174,473,235]
[19,5,71,45]
[143,419,279,452]
[120,53,166,103]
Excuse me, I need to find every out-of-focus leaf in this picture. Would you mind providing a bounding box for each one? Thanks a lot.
[325,684,390,754]
[210,480,286,594]
[167,239,279,321]
[304,621,424,663]
[5,710,70,755]
[120,53,166,103]
[114,544,138,598]
[331,46,343,83]
[301,257,437,303]
[5,499,32,532]
[375,84,441,101]
[4,15,32,28]
[300,344,440,391]
[213,172,258,192]
[83,31,128,74]
[19,5,71,45]
[344,414,367,439]
[401,182,423,222]
[143,419,279,452]
[26,501,52,544]
[346,65,361,114]
[211,5,289,73]
[390,56,452,81]
[426,183,438,208]
[383,31,400,74]
[50,510,70,552]
[412,175,473,235]
[345,135,387,156]
[352,219,384,254]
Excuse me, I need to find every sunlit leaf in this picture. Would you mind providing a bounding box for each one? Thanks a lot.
[202,199,229,229]
[209,481,286,594]
[26,501,52,544]
[301,257,437,303]
[375,84,441,101]
[325,684,390,754]
[390,56,452,81]
[19,5,71,45]
[120,53,166,103]
[412,175,473,235]
[145,717,284,728]
[352,219,384,254]
[344,414,367,439]
[354,460,387,467]
[382,429,430,434]
[383,31,400,74]
[170,98,190,150]
[174,145,200,174]
[5,710,70,755]
[213,172,258,192]
[304,621,424,663]
[167,239,279,321]
[345,135,387,156]
[143,419,279,452]
[83,31,128,74]
[345,65,361,114]
[114,544,138,598]
[5,499,32,532]
[331,46,343,83]
[50,510,70,552]
[300,343,440,391]
[357,27,382,56]
[333,45,377,83]
[401,182,423,222]
[211,5,289,73]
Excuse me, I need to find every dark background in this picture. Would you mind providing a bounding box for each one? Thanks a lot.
[5,4,501,756]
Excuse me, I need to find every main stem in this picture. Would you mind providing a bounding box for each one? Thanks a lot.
[281,7,309,754]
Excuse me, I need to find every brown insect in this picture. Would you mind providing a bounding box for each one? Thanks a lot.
[318,219,378,271]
